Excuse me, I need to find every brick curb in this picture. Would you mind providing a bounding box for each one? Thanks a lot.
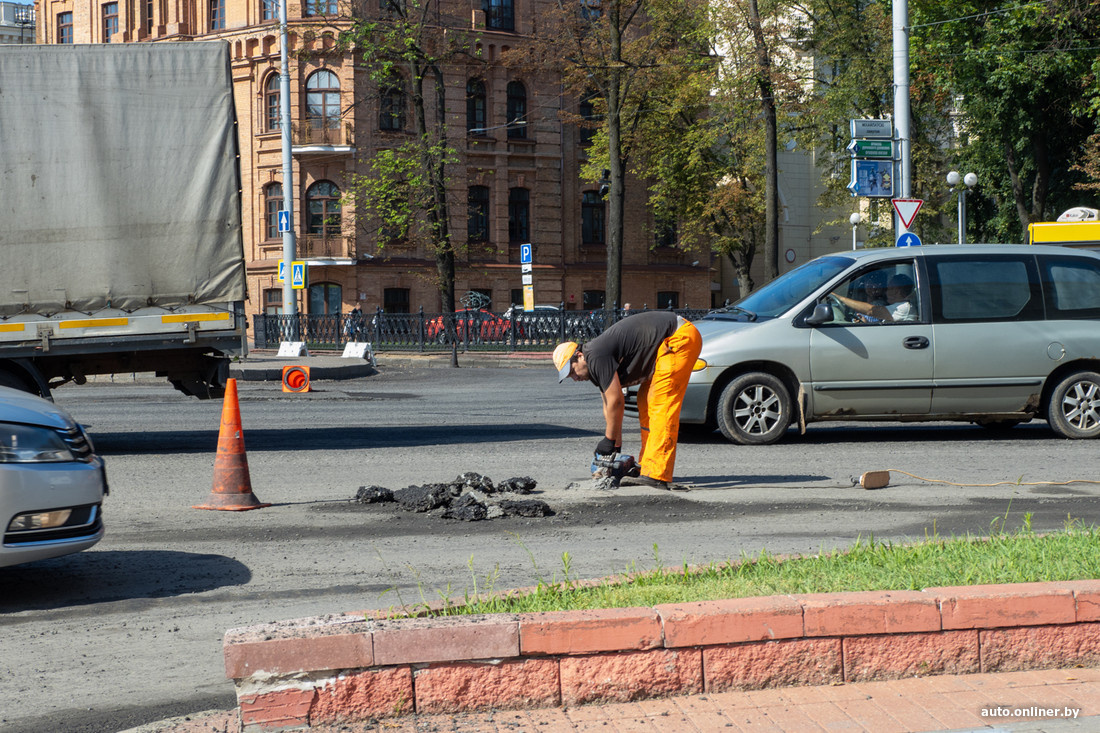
[223,580,1100,731]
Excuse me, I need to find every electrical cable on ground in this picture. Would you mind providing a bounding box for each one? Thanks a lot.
[858,469,1100,490]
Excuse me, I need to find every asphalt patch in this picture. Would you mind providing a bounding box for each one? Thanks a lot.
[355,472,550,521]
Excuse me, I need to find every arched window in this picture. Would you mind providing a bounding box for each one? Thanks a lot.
[506,81,527,139]
[508,188,529,243]
[306,181,341,237]
[308,282,342,315]
[581,191,605,246]
[379,75,405,131]
[466,79,486,134]
[264,183,283,240]
[306,70,340,131]
[468,185,490,241]
[265,73,281,132]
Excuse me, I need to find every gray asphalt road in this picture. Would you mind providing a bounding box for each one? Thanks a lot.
[3,365,1099,733]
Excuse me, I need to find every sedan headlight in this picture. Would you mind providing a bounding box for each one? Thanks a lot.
[0,423,75,463]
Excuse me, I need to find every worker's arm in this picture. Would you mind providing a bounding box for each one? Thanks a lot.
[601,371,625,449]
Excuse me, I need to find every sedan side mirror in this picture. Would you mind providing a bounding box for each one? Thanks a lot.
[804,303,832,326]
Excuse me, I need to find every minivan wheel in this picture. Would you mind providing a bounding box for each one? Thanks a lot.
[1048,370,1100,439]
[716,372,792,445]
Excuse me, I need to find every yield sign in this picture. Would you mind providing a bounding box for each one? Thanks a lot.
[892,198,923,229]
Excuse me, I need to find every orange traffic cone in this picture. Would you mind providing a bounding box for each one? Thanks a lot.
[282,365,311,393]
[194,378,270,511]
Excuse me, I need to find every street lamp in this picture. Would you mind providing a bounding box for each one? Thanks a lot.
[849,212,861,250]
[947,171,978,244]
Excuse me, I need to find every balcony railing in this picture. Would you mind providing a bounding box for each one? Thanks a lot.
[300,235,355,259]
[291,121,353,147]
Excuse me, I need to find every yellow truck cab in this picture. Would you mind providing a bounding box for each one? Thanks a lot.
[1028,207,1100,250]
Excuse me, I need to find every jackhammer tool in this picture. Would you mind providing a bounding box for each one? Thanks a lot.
[590,452,641,480]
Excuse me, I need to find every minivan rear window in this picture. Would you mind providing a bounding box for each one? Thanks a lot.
[930,256,1042,322]
[1039,255,1100,319]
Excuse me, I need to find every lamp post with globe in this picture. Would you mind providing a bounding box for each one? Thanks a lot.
[947,171,978,244]
[849,212,861,250]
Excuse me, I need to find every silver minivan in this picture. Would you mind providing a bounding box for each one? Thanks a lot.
[673,244,1100,444]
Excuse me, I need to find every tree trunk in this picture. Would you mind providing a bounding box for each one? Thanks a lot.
[412,62,456,314]
[748,0,778,282]
[1005,143,1032,234]
[1029,133,1051,223]
[604,3,624,316]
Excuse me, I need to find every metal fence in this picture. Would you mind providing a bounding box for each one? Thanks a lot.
[252,304,712,352]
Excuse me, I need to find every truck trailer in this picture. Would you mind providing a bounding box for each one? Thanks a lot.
[0,43,247,398]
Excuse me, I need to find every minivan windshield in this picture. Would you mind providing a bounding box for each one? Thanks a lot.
[709,256,854,320]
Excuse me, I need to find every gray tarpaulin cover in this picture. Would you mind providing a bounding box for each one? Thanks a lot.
[0,43,247,316]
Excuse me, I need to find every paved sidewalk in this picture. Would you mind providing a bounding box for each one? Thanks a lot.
[227,349,552,382]
[128,667,1100,732]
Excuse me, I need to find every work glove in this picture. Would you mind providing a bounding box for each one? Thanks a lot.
[595,437,619,456]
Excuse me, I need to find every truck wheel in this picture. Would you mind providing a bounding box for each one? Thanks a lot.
[716,372,792,445]
[1048,370,1100,439]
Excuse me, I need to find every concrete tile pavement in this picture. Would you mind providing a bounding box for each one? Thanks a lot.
[129,666,1100,732]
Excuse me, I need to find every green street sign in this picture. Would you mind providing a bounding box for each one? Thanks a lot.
[847,139,894,159]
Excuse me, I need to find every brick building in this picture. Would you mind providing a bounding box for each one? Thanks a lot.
[36,0,717,320]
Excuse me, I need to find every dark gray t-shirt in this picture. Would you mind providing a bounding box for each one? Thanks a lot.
[582,311,679,392]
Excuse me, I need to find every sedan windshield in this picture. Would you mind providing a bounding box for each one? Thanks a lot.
[710,256,854,320]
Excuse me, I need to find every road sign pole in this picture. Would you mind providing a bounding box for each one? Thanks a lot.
[279,0,298,328]
[893,0,912,234]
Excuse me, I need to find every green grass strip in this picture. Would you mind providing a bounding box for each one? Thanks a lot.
[421,519,1100,617]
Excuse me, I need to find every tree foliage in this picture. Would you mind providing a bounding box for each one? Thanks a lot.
[338,0,479,312]
[520,0,714,309]
[911,0,1100,240]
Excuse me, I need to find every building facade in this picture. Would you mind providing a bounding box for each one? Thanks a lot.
[1,1,34,43]
[37,0,718,320]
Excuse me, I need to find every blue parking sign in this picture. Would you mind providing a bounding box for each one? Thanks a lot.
[520,243,532,264]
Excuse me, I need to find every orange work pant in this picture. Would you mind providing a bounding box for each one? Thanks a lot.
[636,320,703,482]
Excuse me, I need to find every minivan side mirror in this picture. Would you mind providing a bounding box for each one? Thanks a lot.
[804,303,832,326]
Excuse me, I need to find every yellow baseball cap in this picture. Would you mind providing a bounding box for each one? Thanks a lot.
[553,341,579,383]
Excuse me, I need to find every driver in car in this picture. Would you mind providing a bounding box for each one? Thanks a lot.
[832,273,917,323]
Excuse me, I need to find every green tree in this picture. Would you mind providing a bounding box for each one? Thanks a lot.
[338,1,478,314]
[911,0,1100,240]
[788,0,953,246]
[636,0,795,296]
[527,0,713,312]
